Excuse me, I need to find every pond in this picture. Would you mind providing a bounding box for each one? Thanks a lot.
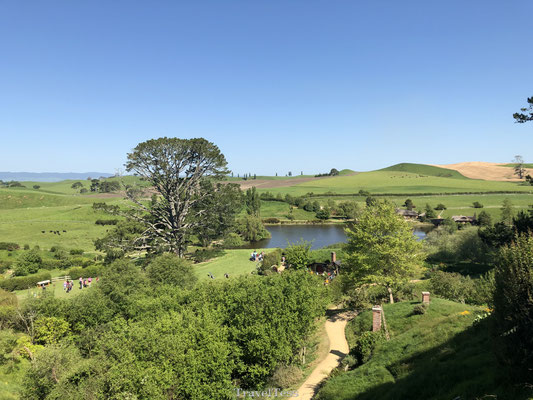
[242,224,432,250]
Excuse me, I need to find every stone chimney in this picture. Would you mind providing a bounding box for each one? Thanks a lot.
[372,306,382,332]
[331,252,336,263]
[422,291,430,304]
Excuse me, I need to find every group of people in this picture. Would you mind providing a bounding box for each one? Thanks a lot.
[63,277,97,293]
[250,250,265,262]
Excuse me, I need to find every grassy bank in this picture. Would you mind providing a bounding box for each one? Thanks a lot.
[317,298,529,400]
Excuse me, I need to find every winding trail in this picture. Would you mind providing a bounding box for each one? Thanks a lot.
[297,309,356,400]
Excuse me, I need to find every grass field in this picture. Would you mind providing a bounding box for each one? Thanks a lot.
[379,163,467,179]
[317,298,528,400]
[255,170,533,196]
[193,249,267,280]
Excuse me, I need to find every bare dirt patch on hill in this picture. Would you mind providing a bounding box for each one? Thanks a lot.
[434,162,533,181]
[236,176,328,190]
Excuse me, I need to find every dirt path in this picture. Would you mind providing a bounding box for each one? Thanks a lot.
[297,309,356,400]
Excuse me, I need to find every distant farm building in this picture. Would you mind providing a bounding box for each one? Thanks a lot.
[451,215,476,224]
[395,209,419,220]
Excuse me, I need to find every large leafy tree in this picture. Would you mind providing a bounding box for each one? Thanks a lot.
[513,96,533,123]
[343,200,424,303]
[124,137,230,257]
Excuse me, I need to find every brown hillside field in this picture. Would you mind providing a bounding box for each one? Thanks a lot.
[434,161,533,181]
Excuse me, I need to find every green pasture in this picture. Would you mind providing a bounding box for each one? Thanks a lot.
[193,249,267,280]
[502,163,533,168]
[256,170,533,196]
[379,163,467,179]
[0,202,123,250]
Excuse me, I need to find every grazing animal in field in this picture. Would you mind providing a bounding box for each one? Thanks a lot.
[49,230,53,233]
[63,230,66,233]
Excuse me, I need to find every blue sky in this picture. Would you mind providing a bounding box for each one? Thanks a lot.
[0,1,532,175]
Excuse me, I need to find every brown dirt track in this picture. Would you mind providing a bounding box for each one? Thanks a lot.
[434,162,533,181]
[236,176,329,190]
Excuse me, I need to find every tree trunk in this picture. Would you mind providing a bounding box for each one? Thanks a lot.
[387,287,394,304]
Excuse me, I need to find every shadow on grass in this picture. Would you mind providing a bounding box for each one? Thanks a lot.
[326,318,532,400]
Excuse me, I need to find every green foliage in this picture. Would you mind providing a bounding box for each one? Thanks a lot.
[479,222,513,248]
[337,201,361,220]
[0,271,52,291]
[472,201,484,208]
[13,250,43,276]
[284,239,312,270]
[500,198,514,225]
[315,207,330,220]
[222,232,244,248]
[235,215,270,242]
[493,235,533,382]
[191,248,225,263]
[349,331,385,367]
[477,210,492,227]
[67,265,102,280]
[404,198,414,210]
[258,249,283,274]
[344,201,424,296]
[513,96,533,123]
[435,203,446,210]
[424,203,436,218]
[34,317,71,345]
[412,303,428,315]
[0,242,19,251]
[146,253,197,288]
[425,226,491,265]
[94,219,118,225]
[245,187,261,216]
[429,270,494,305]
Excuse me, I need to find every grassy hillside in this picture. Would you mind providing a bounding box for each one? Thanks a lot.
[502,163,533,168]
[0,188,98,209]
[317,298,529,400]
[380,163,467,179]
[255,170,533,196]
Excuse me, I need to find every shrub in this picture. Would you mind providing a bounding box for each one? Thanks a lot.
[69,249,84,255]
[222,233,244,249]
[262,217,280,224]
[285,240,311,270]
[430,270,473,303]
[146,254,196,288]
[32,185,40,190]
[0,260,13,274]
[0,242,19,251]
[269,365,303,388]
[472,201,484,208]
[316,208,331,220]
[14,250,42,276]
[493,235,533,381]
[435,203,447,210]
[349,331,385,367]
[235,216,270,242]
[191,248,224,263]
[95,219,119,226]
[68,265,102,280]
[0,271,52,291]
[412,303,428,315]
[258,249,283,275]
[23,244,30,250]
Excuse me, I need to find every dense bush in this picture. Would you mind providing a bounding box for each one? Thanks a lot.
[262,217,281,224]
[430,271,473,303]
[493,235,533,383]
[435,203,447,210]
[14,250,43,276]
[258,249,283,275]
[316,208,331,220]
[146,253,197,288]
[69,249,84,255]
[412,303,428,315]
[95,219,119,226]
[222,233,244,248]
[472,201,484,208]
[0,242,19,251]
[68,265,102,280]
[0,260,13,274]
[0,271,52,291]
[191,248,224,263]
[425,226,491,265]
[284,240,311,270]
[235,215,271,242]
[349,331,385,367]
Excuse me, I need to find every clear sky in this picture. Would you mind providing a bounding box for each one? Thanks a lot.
[1,0,532,175]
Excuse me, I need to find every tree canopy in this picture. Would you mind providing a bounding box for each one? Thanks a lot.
[513,96,533,123]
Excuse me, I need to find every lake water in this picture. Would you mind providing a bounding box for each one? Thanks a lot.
[244,224,431,250]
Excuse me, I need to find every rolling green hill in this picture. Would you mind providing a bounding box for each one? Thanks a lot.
[380,163,467,179]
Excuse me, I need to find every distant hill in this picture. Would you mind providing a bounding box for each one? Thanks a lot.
[379,163,467,179]
[0,172,114,182]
